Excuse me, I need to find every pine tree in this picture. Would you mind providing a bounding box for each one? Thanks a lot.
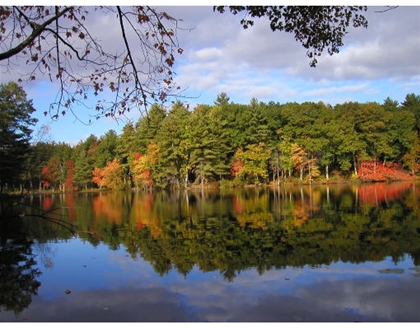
[0,82,37,194]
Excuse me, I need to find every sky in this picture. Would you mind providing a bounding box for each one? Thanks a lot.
[1,2,420,145]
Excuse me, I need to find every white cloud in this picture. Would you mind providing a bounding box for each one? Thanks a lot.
[3,5,419,142]
[304,83,371,97]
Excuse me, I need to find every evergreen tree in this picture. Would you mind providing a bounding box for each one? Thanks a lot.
[214,92,230,106]
[207,106,232,180]
[95,130,118,168]
[246,98,272,146]
[154,101,191,188]
[27,141,55,190]
[73,135,98,190]
[189,105,215,187]
[115,122,137,186]
[73,151,94,190]
[0,82,37,194]
[135,103,167,154]
[402,93,420,134]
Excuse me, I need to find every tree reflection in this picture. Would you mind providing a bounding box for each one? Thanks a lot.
[119,183,420,278]
[16,182,420,282]
[0,238,41,315]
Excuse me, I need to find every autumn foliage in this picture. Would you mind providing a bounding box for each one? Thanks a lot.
[92,159,124,190]
[132,142,160,188]
[41,166,51,189]
[358,160,413,182]
[64,160,75,191]
[231,160,244,177]
[358,181,415,205]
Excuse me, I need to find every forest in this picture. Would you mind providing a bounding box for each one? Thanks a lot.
[2,87,420,193]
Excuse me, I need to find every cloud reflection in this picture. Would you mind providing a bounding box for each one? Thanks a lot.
[4,269,419,322]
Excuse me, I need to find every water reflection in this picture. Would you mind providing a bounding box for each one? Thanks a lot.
[1,182,419,321]
[0,239,41,316]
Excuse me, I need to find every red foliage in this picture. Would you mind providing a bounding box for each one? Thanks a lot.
[42,196,53,211]
[231,160,244,177]
[41,166,51,188]
[232,196,245,214]
[64,160,75,191]
[134,152,142,161]
[64,194,76,222]
[358,160,413,182]
[358,181,414,205]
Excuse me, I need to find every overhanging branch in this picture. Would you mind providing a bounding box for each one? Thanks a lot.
[0,6,74,61]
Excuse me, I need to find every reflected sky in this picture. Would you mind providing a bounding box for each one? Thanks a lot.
[2,238,419,322]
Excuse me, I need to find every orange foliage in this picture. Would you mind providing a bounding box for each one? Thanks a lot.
[101,159,124,189]
[131,193,162,238]
[290,143,307,170]
[292,198,311,227]
[92,167,103,187]
[92,194,123,224]
[92,159,124,189]
[231,160,244,177]
[132,144,159,187]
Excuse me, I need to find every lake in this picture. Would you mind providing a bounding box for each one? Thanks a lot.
[1,182,420,322]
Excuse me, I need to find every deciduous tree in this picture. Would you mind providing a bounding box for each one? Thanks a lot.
[233,142,270,184]
[1,6,371,122]
[93,158,124,190]
[132,142,160,189]
[0,6,183,119]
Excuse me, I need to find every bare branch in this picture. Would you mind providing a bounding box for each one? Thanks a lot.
[117,6,148,117]
[0,6,73,61]
[374,6,399,13]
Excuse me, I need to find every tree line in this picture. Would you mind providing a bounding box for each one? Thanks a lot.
[23,92,420,192]
[1,81,420,193]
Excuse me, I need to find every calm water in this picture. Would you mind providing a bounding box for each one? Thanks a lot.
[1,182,420,322]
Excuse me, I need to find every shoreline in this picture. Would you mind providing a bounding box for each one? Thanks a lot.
[7,177,419,196]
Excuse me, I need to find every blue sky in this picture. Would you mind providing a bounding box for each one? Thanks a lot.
[1,3,419,145]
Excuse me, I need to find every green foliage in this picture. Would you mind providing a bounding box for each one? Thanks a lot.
[0,239,41,315]
[0,82,37,194]
[233,143,271,184]
[402,93,420,133]
[214,6,368,67]
[21,93,420,191]
[214,92,230,106]
[72,135,98,190]
[95,130,118,168]
[154,101,191,189]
